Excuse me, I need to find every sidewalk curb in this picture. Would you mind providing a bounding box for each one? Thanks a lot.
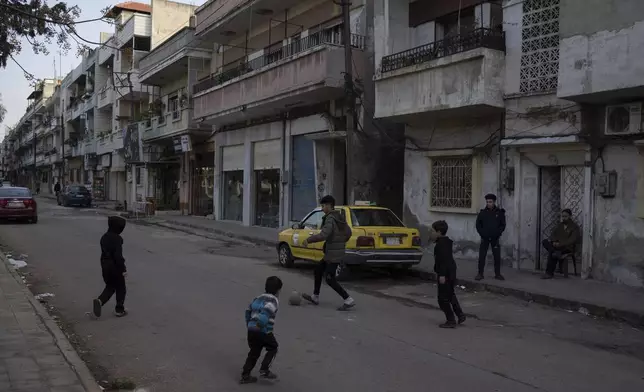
[134,218,278,247]
[408,268,644,328]
[0,252,103,392]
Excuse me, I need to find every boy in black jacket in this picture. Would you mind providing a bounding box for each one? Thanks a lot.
[431,220,465,328]
[92,216,128,318]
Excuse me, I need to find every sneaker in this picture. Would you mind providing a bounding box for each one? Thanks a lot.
[301,293,319,305]
[114,309,128,317]
[240,375,258,384]
[337,297,355,311]
[494,274,505,281]
[92,299,102,318]
[260,370,278,380]
[439,322,457,329]
[457,315,467,325]
[475,274,484,281]
[541,274,554,280]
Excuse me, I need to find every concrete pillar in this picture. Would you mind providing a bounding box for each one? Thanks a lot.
[213,141,222,220]
[242,140,253,226]
[374,0,410,70]
[581,150,594,279]
[512,152,522,269]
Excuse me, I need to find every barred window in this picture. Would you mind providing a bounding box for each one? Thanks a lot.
[430,157,473,209]
[519,0,560,93]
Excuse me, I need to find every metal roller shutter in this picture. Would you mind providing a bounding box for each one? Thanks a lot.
[253,139,281,170]
[222,144,245,171]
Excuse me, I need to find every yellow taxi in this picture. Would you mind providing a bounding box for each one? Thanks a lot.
[277,203,423,279]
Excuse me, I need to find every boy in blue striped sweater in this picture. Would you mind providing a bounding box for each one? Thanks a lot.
[240,276,283,384]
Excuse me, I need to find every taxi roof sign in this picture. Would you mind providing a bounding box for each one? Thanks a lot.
[354,200,376,206]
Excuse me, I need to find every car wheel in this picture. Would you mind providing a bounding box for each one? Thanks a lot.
[335,263,351,281]
[278,244,295,268]
[30,217,38,224]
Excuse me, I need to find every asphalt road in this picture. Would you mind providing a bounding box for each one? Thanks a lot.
[1,198,643,392]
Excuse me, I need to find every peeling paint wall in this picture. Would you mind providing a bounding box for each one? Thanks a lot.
[403,117,502,258]
[592,145,644,287]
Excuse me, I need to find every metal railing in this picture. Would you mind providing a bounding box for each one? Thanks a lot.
[380,28,505,73]
[193,31,366,94]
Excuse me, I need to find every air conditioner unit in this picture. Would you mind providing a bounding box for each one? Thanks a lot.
[605,103,643,135]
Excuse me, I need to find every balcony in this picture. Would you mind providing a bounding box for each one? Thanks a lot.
[115,14,151,48]
[113,72,149,101]
[374,28,506,122]
[97,87,114,109]
[98,36,115,65]
[195,0,301,42]
[142,108,211,142]
[139,28,212,85]
[193,32,366,125]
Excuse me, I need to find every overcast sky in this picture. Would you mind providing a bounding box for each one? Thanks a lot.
[0,0,207,141]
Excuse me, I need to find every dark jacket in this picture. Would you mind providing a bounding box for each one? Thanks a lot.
[306,210,350,262]
[433,236,457,281]
[54,183,61,192]
[476,206,506,240]
[100,216,127,273]
[550,220,580,253]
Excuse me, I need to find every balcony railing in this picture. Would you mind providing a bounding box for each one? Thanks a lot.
[380,28,505,73]
[193,31,366,95]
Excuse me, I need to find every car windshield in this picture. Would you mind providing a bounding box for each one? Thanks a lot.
[0,188,31,197]
[350,208,404,227]
[70,186,89,193]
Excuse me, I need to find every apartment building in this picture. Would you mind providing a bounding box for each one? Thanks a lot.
[4,79,61,191]
[191,0,398,228]
[374,0,644,288]
[137,1,211,215]
[374,0,505,250]
[501,0,644,287]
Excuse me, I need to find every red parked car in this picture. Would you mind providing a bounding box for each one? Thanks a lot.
[0,186,38,223]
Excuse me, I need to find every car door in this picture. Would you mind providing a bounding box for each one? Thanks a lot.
[291,210,324,261]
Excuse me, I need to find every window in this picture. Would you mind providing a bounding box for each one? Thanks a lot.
[135,167,141,185]
[169,96,179,120]
[351,208,404,227]
[69,186,89,194]
[301,210,324,230]
[430,156,473,210]
[520,0,560,93]
[0,188,31,197]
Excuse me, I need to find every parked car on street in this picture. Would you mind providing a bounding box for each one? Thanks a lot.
[277,203,423,279]
[0,186,38,223]
[57,184,92,207]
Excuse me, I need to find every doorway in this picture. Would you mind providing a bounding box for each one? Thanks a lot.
[537,166,584,272]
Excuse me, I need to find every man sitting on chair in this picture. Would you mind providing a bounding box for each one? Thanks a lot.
[541,208,580,279]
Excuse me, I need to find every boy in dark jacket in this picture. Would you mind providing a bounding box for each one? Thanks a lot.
[301,195,355,311]
[92,216,128,318]
[431,220,465,328]
[240,276,283,384]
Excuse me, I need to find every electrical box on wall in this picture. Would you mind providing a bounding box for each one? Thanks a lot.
[596,171,618,198]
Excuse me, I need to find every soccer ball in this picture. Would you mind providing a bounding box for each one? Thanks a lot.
[288,290,302,306]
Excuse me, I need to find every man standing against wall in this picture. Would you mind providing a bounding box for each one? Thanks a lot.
[475,194,506,281]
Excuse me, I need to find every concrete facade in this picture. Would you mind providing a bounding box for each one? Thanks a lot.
[374,0,505,254]
[193,0,404,228]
